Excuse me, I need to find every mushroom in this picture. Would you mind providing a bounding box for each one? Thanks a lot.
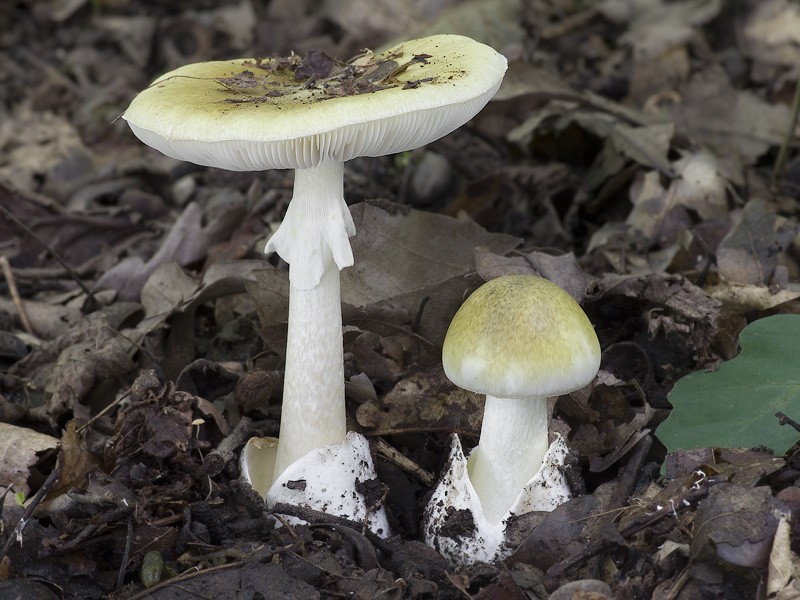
[424,274,601,563]
[122,36,507,497]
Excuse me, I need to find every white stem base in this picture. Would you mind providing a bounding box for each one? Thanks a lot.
[423,433,571,565]
[273,258,347,479]
[263,161,356,483]
[240,432,391,538]
[468,396,549,525]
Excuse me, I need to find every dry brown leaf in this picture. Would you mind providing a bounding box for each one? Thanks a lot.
[475,248,589,303]
[717,199,800,286]
[95,201,247,302]
[592,272,743,363]
[341,201,520,346]
[0,423,59,498]
[356,366,483,436]
[671,68,795,168]
[44,421,99,502]
[691,483,787,569]
[395,0,525,52]
[743,0,800,71]
[709,283,800,313]
[767,514,797,597]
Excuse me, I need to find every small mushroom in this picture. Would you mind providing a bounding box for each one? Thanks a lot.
[122,35,507,523]
[424,274,601,563]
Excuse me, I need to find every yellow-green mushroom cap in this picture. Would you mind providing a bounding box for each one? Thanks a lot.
[442,275,601,399]
[122,34,507,171]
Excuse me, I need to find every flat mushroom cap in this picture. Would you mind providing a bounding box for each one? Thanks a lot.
[122,34,507,171]
[442,275,601,399]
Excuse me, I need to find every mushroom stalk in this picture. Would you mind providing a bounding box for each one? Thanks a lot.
[467,396,549,525]
[267,162,355,480]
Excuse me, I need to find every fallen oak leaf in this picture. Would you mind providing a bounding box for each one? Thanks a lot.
[43,420,100,502]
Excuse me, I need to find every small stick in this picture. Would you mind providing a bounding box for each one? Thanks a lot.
[0,469,60,561]
[771,77,800,192]
[76,390,131,435]
[374,437,434,487]
[270,502,395,554]
[117,521,133,591]
[0,203,97,308]
[776,411,800,434]
[0,256,34,335]
[547,476,716,578]
[203,416,263,476]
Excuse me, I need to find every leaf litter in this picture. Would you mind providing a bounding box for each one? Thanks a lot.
[3,0,800,598]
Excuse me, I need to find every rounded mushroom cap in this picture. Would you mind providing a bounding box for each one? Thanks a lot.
[122,34,507,171]
[442,275,601,399]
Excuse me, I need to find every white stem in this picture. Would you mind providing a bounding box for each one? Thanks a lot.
[265,162,356,482]
[265,162,355,291]
[467,396,549,525]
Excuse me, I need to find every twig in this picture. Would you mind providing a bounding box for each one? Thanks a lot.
[101,325,159,362]
[270,502,395,554]
[0,469,60,562]
[76,390,131,435]
[203,416,258,476]
[776,411,800,434]
[117,521,133,591]
[374,437,434,487]
[771,76,800,192]
[582,433,653,578]
[0,203,97,310]
[0,255,34,335]
[540,6,598,40]
[121,558,270,600]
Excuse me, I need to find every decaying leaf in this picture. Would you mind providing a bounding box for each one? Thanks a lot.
[767,513,795,597]
[343,201,520,346]
[0,423,59,498]
[717,198,800,286]
[664,446,785,487]
[44,421,99,501]
[692,483,787,569]
[591,271,743,364]
[13,302,142,425]
[743,0,800,71]
[94,201,248,302]
[626,150,732,247]
[475,248,588,303]
[709,282,800,313]
[356,366,483,436]
[671,67,797,168]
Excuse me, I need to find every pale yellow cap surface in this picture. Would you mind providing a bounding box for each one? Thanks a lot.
[442,275,601,399]
[122,34,507,171]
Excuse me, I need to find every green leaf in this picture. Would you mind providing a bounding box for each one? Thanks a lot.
[657,314,800,457]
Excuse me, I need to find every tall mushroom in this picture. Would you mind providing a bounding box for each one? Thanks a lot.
[123,35,507,492]
[424,274,601,563]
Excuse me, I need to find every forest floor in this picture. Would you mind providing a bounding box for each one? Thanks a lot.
[2,0,800,598]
